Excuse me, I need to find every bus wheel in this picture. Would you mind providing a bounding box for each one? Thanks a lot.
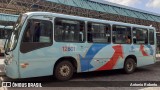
[54,61,74,81]
[124,58,136,74]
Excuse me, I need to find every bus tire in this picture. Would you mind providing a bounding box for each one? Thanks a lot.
[54,61,74,81]
[124,58,136,74]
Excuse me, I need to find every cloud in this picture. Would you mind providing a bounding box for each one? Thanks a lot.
[104,0,140,6]
[146,0,160,8]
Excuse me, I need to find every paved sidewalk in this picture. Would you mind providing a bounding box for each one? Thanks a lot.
[0,58,5,76]
[0,58,4,64]
[156,54,160,62]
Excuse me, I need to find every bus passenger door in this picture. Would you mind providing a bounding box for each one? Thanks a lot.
[19,15,54,78]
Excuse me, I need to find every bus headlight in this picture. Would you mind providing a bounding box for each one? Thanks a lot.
[6,55,14,65]
[8,58,13,64]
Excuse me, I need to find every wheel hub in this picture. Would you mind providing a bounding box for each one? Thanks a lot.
[60,65,70,77]
[127,62,133,71]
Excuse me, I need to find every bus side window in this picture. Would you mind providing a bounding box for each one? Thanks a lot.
[21,19,53,53]
[79,28,84,41]
[112,25,131,44]
[23,19,52,43]
[149,30,154,45]
[112,36,115,43]
[145,36,148,44]
[87,23,93,42]
[133,37,136,44]
[23,20,31,42]
[133,28,148,44]
[55,18,85,42]
[87,22,111,43]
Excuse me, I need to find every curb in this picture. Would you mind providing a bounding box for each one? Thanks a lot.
[0,64,5,76]
[0,72,5,76]
[156,60,160,62]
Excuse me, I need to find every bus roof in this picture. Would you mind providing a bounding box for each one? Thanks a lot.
[25,12,156,30]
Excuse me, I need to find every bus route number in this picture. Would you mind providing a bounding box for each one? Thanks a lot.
[62,46,76,52]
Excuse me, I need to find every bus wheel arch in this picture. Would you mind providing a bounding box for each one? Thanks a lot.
[53,57,77,80]
[123,55,137,74]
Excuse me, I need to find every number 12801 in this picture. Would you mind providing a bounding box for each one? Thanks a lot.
[62,46,76,52]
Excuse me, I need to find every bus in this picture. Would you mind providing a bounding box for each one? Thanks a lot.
[4,12,156,80]
[156,32,160,54]
[0,25,13,54]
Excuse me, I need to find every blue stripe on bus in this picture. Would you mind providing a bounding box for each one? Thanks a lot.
[146,45,154,55]
[80,44,109,72]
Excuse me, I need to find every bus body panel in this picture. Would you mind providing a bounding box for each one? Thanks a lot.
[88,44,114,71]
[19,43,156,78]
[19,47,57,78]
[19,43,87,78]
[4,48,19,78]
[5,60,19,78]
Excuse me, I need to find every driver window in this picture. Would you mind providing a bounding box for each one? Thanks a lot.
[23,19,53,43]
[21,19,53,53]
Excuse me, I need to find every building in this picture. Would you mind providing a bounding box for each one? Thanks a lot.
[0,0,159,48]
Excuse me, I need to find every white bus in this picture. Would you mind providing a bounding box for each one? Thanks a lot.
[4,12,156,80]
[0,25,13,54]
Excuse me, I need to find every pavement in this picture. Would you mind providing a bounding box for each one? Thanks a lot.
[0,54,160,76]
[156,54,160,57]
[0,58,4,76]
[156,54,160,61]
[0,55,160,90]
[1,61,160,90]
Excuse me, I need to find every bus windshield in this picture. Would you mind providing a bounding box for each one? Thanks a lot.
[5,14,27,52]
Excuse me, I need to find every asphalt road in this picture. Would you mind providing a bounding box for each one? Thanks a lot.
[0,60,160,90]
[0,49,160,90]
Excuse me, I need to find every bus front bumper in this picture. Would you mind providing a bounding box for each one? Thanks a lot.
[4,60,19,79]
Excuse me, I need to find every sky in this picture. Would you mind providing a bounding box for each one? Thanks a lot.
[104,0,160,15]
